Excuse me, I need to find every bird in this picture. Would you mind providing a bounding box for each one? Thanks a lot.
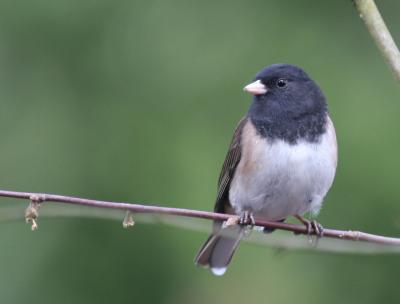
[194,63,337,276]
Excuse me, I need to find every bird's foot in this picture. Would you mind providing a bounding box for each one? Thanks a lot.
[239,211,255,226]
[239,211,255,237]
[311,220,324,237]
[295,215,324,237]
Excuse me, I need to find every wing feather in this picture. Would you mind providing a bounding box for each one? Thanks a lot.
[214,117,247,214]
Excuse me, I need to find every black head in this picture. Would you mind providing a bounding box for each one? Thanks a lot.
[244,63,328,144]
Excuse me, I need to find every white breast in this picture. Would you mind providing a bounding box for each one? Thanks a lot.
[229,119,337,221]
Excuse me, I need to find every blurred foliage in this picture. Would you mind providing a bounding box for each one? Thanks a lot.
[0,0,399,303]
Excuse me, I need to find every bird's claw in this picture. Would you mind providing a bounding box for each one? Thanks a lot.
[295,215,324,237]
[239,211,255,226]
[239,211,255,237]
[311,220,324,237]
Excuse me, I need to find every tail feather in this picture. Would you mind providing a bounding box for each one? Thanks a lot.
[194,226,243,276]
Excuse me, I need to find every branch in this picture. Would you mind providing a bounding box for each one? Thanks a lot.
[352,0,400,83]
[0,189,400,247]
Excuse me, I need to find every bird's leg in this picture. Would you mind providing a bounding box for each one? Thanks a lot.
[239,210,255,226]
[295,215,311,235]
[294,215,324,237]
[239,211,255,237]
[311,220,324,237]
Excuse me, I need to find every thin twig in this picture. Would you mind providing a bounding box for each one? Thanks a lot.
[0,189,399,246]
[352,0,400,83]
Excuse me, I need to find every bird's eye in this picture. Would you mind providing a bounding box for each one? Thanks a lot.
[276,79,287,88]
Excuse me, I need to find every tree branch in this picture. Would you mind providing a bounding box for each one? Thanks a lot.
[352,0,400,83]
[0,188,400,246]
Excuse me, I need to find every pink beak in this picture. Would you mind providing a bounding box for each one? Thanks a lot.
[243,80,267,95]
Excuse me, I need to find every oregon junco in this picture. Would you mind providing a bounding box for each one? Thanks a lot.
[194,63,337,275]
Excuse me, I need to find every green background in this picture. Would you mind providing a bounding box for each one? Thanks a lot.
[0,0,399,303]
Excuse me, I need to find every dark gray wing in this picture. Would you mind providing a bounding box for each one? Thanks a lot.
[214,117,247,214]
[194,118,247,268]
